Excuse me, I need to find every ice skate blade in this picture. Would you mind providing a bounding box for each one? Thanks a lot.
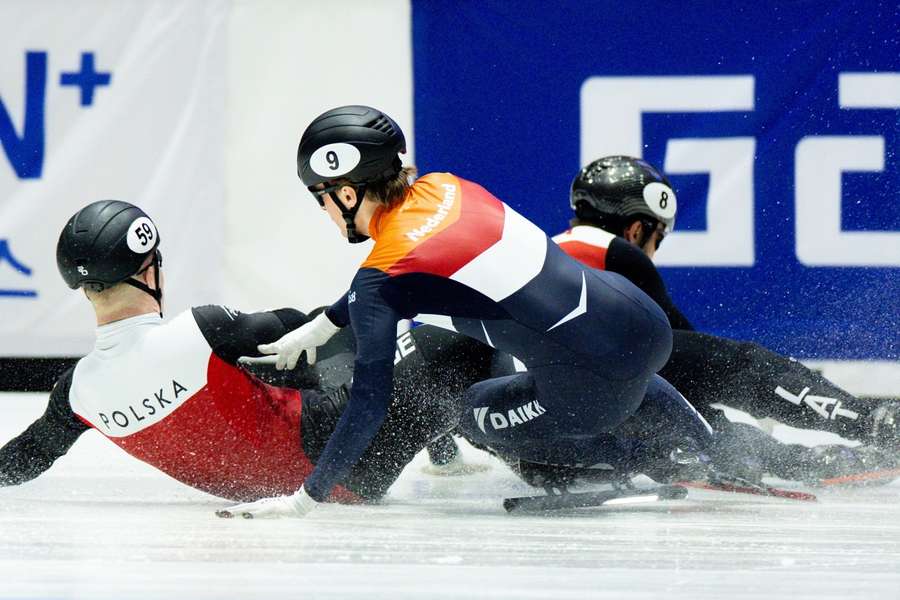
[503,484,687,513]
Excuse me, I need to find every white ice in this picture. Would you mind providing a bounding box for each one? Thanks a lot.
[1,392,898,600]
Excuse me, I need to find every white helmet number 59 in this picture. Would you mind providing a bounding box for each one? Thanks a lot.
[126,217,158,253]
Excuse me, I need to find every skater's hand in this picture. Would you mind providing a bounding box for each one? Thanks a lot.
[258,313,340,369]
[216,486,319,519]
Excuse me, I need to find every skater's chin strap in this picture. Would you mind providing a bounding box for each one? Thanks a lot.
[339,183,369,244]
[124,249,164,318]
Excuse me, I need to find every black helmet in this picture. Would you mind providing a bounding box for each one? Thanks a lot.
[570,156,677,235]
[297,104,406,188]
[296,105,406,244]
[57,200,162,305]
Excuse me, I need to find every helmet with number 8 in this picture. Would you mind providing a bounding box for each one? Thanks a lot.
[570,155,677,236]
[56,200,161,294]
[297,105,406,188]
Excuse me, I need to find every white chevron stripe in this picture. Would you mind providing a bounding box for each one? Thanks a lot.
[547,271,587,331]
[480,321,495,348]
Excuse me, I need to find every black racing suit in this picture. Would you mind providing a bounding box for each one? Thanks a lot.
[554,225,878,442]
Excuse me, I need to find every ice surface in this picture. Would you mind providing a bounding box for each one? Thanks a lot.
[1,392,899,600]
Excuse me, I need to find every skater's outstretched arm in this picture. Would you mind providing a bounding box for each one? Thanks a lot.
[0,369,88,486]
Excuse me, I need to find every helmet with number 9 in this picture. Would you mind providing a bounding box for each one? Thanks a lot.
[57,200,161,292]
[570,156,677,235]
[297,105,406,188]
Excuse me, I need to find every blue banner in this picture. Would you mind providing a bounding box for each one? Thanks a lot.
[412,0,899,359]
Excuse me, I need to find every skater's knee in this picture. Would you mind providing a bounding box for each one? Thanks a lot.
[640,375,713,447]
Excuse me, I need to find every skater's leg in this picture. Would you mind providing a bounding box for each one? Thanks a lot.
[457,371,638,467]
[662,330,871,439]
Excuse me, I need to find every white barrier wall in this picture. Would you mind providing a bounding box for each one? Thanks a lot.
[0,0,412,356]
[223,0,413,312]
[0,0,229,356]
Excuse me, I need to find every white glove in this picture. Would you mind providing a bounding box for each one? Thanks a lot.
[215,486,320,519]
[258,312,340,369]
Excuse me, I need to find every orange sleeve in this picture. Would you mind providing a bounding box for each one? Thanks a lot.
[363,173,463,273]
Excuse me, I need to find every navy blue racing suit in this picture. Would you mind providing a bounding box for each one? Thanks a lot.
[303,173,674,501]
